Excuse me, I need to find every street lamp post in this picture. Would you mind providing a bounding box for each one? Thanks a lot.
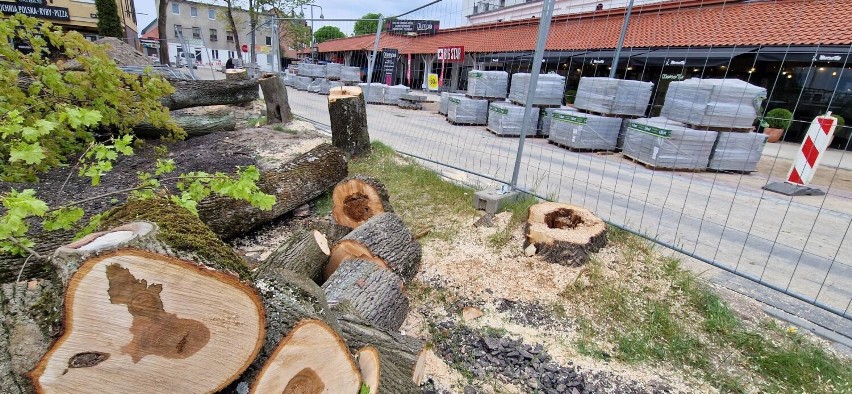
[301,3,323,60]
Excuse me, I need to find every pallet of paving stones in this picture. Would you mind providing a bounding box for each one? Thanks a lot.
[485,127,548,138]
[510,100,562,109]
[621,117,717,171]
[547,140,616,153]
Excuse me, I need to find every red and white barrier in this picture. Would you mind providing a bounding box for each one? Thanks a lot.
[786,114,838,186]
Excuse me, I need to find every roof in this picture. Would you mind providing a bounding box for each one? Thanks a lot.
[317,0,852,55]
[141,23,159,40]
[140,18,158,36]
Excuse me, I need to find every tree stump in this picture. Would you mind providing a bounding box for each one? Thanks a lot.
[259,74,292,124]
[524,202,607,266]
[332,175,393,229]
[134,105,237,138]
[325,213,421,283]
[322,259,409,331]
[225,69,248,80]
[328,86,370,158]
[337,311,427,387]
[29,249,265,393]
[250,319,361,394]
[261,230,331,281]
[356,345,421,394]
[162,79,259,110]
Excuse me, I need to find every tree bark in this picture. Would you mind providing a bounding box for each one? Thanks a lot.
[134,105,236,138]
[259,74,292,124]
[328,86,371,158]
[356,345,421,394]
[260,230,330,282]
[162,79,259,110]
[336,312,427,387]
[332,175,393,229]
[197,143,348,239]
[326,213,421,283]
[524,202,608,267]
[157,0,169,64]
[322,259,409,331]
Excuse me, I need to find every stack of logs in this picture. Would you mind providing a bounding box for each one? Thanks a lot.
[4,174,424,393]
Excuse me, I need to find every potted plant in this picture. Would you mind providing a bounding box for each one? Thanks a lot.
[762,108,793,143]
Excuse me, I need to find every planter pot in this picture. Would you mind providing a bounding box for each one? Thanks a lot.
[764,127,783,143]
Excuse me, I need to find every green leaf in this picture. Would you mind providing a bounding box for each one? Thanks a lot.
[2,189,48,217]
[42,206,84,231]
[9,142,46,164]
[155,159,176,176]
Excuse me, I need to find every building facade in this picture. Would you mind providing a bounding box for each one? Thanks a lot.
[462,0,668,25]
[1,0,138,43]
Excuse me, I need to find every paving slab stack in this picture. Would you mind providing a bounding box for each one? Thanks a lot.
[548,109,624,150]
[447,96,489,125]
[317,80,344,95]
[298,63,326,78]
[340,66,361,84]
[307,78,323,93]
[621,117,718,170]
[487,101,540,136]
[538,106,575,137]
[358,83,387,104]
[467,70,509,99]
[293,76,313,91]
[281,73,294,87]
[325,63,342,80]
[383,85,409,105]
[440,92,464,115]
[509,73,566,107]
[661,78,767,171]
[574,77,653,117]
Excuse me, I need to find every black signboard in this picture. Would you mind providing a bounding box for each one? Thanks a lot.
[1,2,71,21]
[386,20,439,35]
[16,0,47,5]
[381,48,398,85]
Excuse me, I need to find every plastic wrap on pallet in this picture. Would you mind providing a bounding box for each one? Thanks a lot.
[293,76,313,90]
[357,83,387,104]
[547,110,623,150]
[621,117,717,170]
[487,101,540,136]
[538,106,576,137]
[508,73,565,107]
[447,96,489,125]
[325,63,342,80]
[298,63,326,78]
[281,73,295,87]
[574,77,653,117]
[307,78,324,93]
[383,85,409,105]
[467,70,509,98]
[440,92,464,115]
[341,66,361,82]
[661,78,766,129]
[317,80,345,95]
[708,132,767,172]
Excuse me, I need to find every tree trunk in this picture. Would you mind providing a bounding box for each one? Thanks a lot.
[322,259,409,331]
[157,0,169,64]
[328,86,371,158]
[332,175,393,229]
[249,320,361,394]
[225,69,248,80]
[197,143,348,239]
[134,105,236,138]
[259,74,292,124]
[326,213,421,283]
[524,202,608,267]
[356,345,421,394]
[260,230,330,282]
[29,249,265,393]
[162,79,259,110]
[336,312,427,387]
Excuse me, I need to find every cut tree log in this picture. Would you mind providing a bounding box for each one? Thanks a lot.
[322,259,409,331]
[134,105,236,138]
[161,79,259,110]
[356,345,421,394]
[261,230,331,281]
[325,213,421,283]
[524,202,607,267]
[328,86,370,158]
[250,319,361,394]
[198,143,348,239]
[29,249,265,393]
[336,311,427,387]
[225,69,248,80]
[259,74,292,124]
[332,175,393,229]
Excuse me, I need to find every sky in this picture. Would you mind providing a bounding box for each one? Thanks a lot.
[134,0,468,35]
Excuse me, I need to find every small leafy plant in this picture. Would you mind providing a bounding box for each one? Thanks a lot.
[764,108,793,130]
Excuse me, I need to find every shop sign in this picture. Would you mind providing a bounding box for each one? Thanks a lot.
[382,48,398,85]
[427,73,439,90]
[814,54,843,62]
[437,46,464,63]
[590,59,605,65]
[661,73,685,80]
[664,59,687,66]
[0,1,70,21]
[387,20,439,35]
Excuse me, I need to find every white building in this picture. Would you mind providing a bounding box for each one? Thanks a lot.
[462,0,671,25]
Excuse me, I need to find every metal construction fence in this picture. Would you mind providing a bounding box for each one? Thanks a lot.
[285,0,852,320]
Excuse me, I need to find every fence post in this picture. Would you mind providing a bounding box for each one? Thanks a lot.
[609,0,635,78]
[509,0,556,189]
[364,15,385,103]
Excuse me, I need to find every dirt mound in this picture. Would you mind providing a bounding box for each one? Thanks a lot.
[63,37,153,70]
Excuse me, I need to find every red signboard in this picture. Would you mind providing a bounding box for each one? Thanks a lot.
[241,44,248,53]
[437,46,464,63]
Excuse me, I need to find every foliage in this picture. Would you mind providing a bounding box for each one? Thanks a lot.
[95,0,124,38]
[764,108,793,130]
[313,26,345,44]
[353,13,393,36]
[278,11,311,50]
[832,114,846,127]
[0,16,275,257]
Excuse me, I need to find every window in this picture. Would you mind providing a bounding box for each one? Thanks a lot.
[192,27,201,39]
[209,29,218,41]
[265,36,272,46]
[171,3,179,14]
[267,54,272,65]
[190,6,198,17]
[208,8,215,19]
[228,51,235,59]
[226,31,234,43]
[211,49,219,60]
[173,24,182,37]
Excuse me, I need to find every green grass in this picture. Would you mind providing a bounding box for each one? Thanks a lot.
[312,191,333,216]
[487,194,538,247]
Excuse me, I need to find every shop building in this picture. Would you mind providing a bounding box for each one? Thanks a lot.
[1,0,138,45]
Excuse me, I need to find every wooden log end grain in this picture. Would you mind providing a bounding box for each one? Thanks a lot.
[331,175,393,229]
[523,202,607,267]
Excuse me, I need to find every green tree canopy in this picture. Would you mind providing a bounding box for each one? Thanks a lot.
[313,25,345,43]
[95,0,124,38]
[353,12,383,36]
